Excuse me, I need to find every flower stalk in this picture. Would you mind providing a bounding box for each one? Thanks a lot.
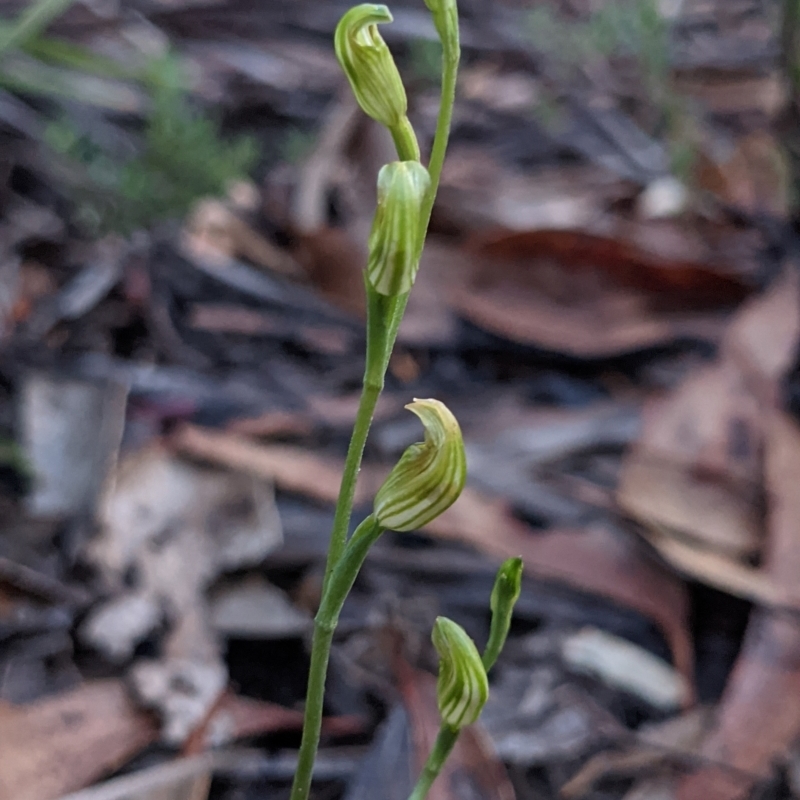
[289,4,465,800]
[406,558,523,800]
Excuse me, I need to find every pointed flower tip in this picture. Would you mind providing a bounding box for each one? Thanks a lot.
[367,161,430,296]
[432,616,488,729]
[491,556,523,615]
[423,0,459,51]
[334,4,407,128]
[373,398,466,532]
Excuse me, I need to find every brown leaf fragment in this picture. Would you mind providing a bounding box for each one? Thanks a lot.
[695,131,790,217]
[184,198,302,279]
[292,228,366,317]
[618,269,800,560]
[561,708,711,799]
[640,526,791,608]
[450,224,752,357]
[0,679,158,800]
[183,690,364,756]
[57,755,214,800]
[618,400,764,559]
[677,412,800,800]
[170,423,380,505]
[188,303,353,355]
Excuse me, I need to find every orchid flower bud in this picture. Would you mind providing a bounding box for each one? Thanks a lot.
[373,398,466,531]
[424,0,459,58]
[483,557,523,670]
[432,617,489,730]
[367,161,430,296]
[334,4,408,130]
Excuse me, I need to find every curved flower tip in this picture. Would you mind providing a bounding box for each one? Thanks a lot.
[367,161,430,296]
[373,398,466,531]
[432,616,488,729]
[334,4,408,128]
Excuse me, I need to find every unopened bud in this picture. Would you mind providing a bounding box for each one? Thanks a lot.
[334,4,408,129]
[367,161,430,296]
[373,398,466,531]
[424,0,459,57]
[483,557,523,670]
[432,617,488,729]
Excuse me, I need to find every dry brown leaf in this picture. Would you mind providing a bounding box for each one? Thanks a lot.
[171,423,382,505]
[292,228,367,316]
[640,526,791,608]
[58,755,214,800]
[183,690,363,755]
[675,73,785,118]
[450,224,752,357]
[188,303,353,355]
[184,198,302,278]
[696,131,790,218]
[437,148,630,233]
[0,679,158,800]
[676,412,800,800]
[561,708,712,799]
[617,365,762,557]
[227,410,315,439]
[618,269,800,559]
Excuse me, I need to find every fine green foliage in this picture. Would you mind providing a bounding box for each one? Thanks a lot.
[44,57,257,234]
[115,71,257,232]
[0,0,257,235]
[0,0,76,57]
[527,0,697,179]
[528,0,669,93]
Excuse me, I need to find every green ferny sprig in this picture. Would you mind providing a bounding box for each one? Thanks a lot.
[288,4,522,800]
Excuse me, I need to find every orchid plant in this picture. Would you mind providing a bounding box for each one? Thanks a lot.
[289,4,522,800]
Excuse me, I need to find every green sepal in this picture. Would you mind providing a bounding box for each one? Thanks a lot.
[432,617,489,729]
[373,398,466,532]
[366,161,430,296]
[334,4,408,129]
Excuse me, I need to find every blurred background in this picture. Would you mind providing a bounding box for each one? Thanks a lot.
[0,1,798,799]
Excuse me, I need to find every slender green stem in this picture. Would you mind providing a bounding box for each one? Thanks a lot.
[417,27,459,257]
[318,515,385,624]
[321,381,382,589]
[391,115,422,162]
[290,8,460,800]
[291,516,385,800]
[408,725,459,800]
[290,362,382,800]
[290,621,335,800]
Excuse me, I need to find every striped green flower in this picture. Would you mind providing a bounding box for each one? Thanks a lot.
[334,4,408,129]
[373,398,466,531]
[366,161,430,296]
[432,617,489,729]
